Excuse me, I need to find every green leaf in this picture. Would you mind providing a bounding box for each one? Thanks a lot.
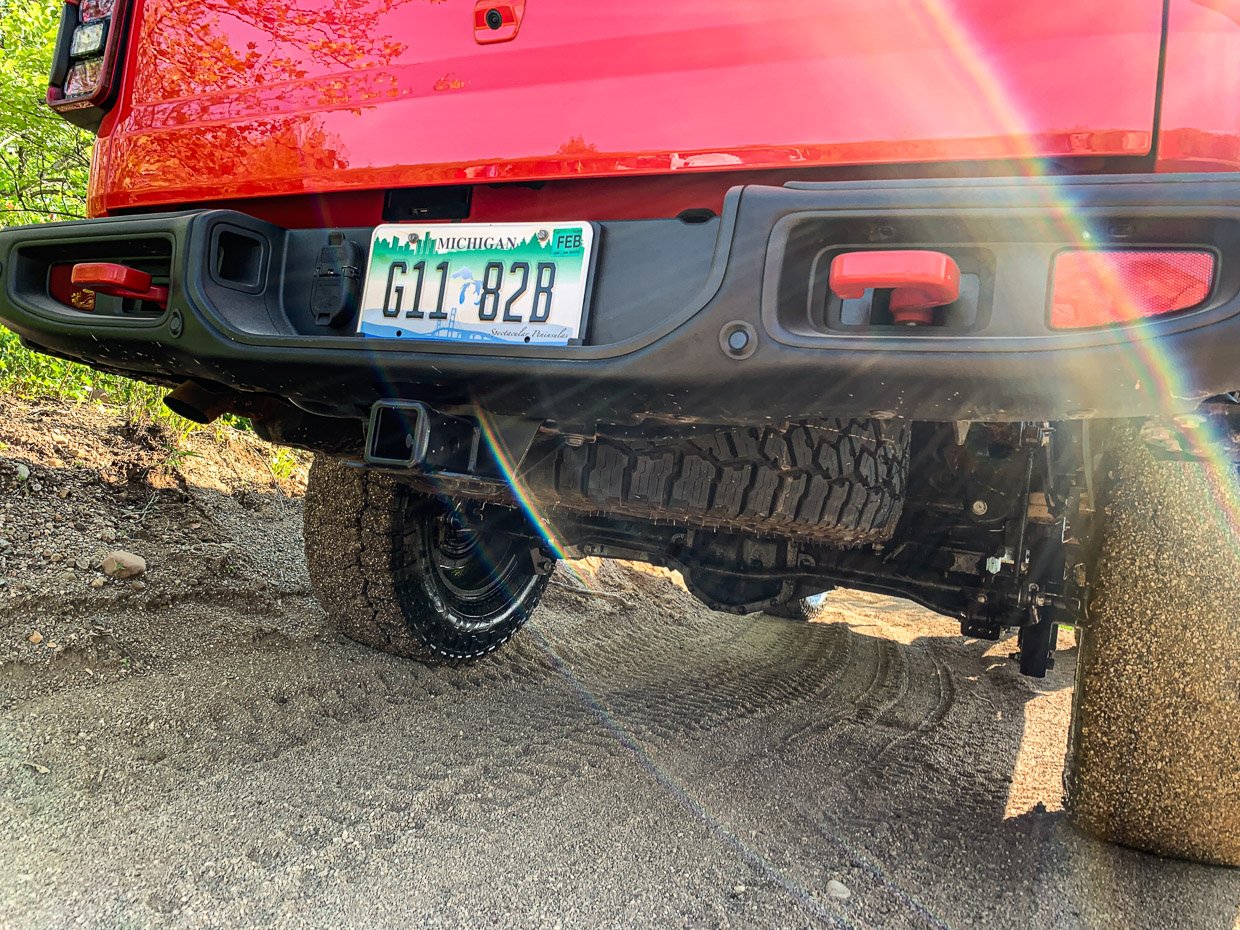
[0,2,91,227]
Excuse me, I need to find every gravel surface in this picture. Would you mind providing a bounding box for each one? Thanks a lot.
[1,402,1237,929]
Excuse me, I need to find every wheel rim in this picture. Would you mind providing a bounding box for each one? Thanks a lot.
[424,503,533,632]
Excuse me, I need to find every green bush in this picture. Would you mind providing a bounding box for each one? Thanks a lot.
[0,326,164,408]
[0,3,91,226]
[0,4,252,437]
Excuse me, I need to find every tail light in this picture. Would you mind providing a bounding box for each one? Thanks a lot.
[47,0,133,131]
[1050,249,1215,330]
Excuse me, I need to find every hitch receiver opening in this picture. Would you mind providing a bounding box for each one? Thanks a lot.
[365,401,482,473]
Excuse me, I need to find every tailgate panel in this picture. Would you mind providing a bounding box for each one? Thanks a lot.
[102,0,1165,210]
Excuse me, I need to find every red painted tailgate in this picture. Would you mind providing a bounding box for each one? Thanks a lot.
[95,0,1166,213]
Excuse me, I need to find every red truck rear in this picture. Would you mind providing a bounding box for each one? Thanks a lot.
[4,0,1238,866]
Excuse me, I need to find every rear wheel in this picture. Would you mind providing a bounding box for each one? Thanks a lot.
[1065,423,1240,865]
[304,456,551,661]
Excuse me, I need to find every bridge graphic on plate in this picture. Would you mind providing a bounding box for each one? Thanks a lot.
[360,312,509,344]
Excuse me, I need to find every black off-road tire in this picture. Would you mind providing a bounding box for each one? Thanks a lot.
[303,456,551,661]
[1065,423,1240,866]
[532,419,909,545]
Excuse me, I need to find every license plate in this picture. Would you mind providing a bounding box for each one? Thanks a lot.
[357,222,594,346]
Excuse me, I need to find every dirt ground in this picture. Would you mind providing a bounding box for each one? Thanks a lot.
[0,400,1236,930]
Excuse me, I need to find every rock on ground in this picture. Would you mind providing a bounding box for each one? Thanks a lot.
[100,550,146,579]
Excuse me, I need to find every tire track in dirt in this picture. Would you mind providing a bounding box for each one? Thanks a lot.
[827,640,960,784]
[538,594,870,747]
[3,568,1237,930]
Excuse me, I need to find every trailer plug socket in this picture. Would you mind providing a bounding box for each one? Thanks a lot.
[311,232,362,328]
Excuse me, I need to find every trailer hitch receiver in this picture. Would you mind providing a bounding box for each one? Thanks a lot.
[365,400,481,473]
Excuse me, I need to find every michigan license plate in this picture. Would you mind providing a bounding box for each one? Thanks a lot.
[357,222,594,346]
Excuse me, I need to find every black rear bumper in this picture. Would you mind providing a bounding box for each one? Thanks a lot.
[4,174,1240,427]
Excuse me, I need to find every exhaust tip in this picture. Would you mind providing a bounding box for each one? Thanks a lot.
[163,380,236,425]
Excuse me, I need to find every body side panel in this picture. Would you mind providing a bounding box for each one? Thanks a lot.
[1156,0,1240,172]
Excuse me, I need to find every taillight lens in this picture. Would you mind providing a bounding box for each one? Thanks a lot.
[79,0,115,19]
[69,20,108,58]
[47,0,130,131]
[63,57,106,98]
[1050,249,1215,330]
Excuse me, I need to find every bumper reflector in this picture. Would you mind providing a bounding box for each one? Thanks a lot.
[1050,249,1214,329]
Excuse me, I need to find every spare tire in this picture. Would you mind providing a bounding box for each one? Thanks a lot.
[530,419,909,546]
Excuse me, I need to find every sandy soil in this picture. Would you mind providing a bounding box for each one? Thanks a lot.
[0,401,1236,930]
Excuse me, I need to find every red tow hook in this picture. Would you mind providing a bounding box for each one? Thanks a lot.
[70,262,169,309]
[829,250,961,326]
